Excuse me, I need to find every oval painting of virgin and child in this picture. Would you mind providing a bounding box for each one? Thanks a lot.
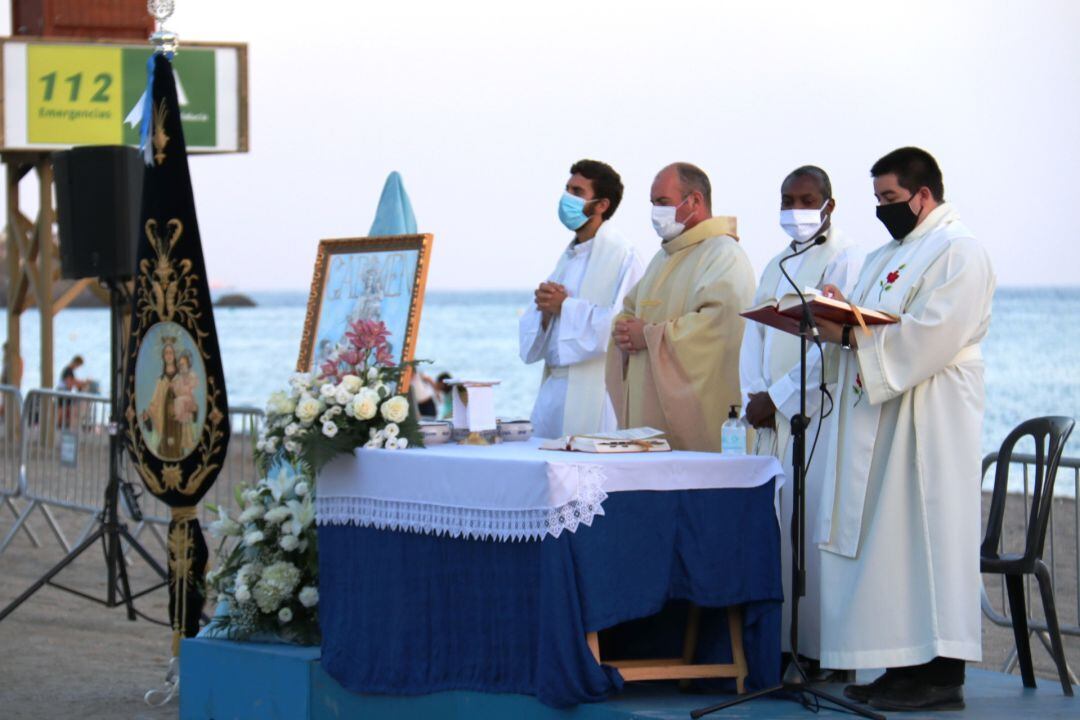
[134,321,208,462]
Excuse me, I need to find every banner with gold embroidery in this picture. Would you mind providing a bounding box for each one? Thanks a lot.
[122,53,230,653]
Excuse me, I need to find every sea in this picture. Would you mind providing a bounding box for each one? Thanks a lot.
[5,287,1079,492]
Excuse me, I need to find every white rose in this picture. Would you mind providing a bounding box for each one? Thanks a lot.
[278,607,293,623]
[279,534,300,552]
[243,530,265,547]
[295,395,321,424]
[319,383,337,401]
[384,422,400,438]
[322,421,339,438]
[334,385,354,406]
[351,390,378,421]
[284,423,300,437]
[298,586,319,608]
[294,481,309,497]
[284,440,299,454]
[265,437,279,453]
[398,437,409,449]
[380,396,410,424]
[367,367,379,381]
[364,438,382,449]
[267,390,296,416]
[384,438,400,450]
[234,585,251,603]
[341,374,362,393]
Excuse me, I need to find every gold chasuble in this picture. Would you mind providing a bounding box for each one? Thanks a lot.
[606,217,756,451]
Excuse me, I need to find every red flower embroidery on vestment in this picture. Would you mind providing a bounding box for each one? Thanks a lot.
[877,263,907,302]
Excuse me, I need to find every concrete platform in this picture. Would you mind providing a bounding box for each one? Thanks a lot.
[181,638,1077,719]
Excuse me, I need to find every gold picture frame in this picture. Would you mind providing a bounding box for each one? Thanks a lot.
[297,234,433,392]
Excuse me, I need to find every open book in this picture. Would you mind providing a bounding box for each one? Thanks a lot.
[741,289,898,336]
[539,427,672,453]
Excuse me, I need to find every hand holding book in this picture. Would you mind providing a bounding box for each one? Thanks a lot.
[740,284,898,344]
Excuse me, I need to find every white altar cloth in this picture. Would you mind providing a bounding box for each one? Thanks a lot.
[316,439,784,541]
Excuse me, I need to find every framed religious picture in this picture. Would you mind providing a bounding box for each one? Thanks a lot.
[298,234,433,392]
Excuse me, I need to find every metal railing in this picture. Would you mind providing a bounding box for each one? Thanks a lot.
[981,451,1079,683]
[0,389,264,555]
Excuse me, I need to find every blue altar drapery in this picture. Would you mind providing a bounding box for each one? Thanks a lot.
[318,481,782,708]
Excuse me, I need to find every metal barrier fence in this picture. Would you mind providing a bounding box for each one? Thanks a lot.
[0,384,40,549]
[0,388,264,555]
[981,452,1079,682]
[0,388,113,553]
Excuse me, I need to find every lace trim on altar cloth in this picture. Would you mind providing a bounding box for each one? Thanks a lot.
[316,465,608,542]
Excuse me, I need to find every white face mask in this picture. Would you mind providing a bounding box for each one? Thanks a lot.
[779,200,830,244]
[651,198,690,241]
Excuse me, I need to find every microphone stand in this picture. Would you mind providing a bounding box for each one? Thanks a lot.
[691,231,883,720]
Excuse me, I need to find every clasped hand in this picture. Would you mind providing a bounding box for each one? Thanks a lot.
[612,317,646,353]
[535,281,568,316]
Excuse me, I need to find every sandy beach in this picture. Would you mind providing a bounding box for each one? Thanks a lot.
[0,491,1076,720]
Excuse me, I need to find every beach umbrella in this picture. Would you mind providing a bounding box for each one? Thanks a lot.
[122,52,231,657]
[369,171,418,235]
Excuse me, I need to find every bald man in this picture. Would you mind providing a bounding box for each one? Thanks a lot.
[605,163,756,451]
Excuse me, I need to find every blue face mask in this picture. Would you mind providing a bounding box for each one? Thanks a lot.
[558,192,595,231]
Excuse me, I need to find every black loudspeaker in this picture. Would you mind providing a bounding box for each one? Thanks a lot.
[54,145,143,281]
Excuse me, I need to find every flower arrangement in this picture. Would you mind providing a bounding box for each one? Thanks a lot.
[205,319,423,643]
[206,461,320,643]
[255,319,424,474]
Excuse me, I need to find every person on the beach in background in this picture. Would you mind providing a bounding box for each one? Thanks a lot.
[739,165,863,673]
[58,355,89,392]
[435,372,453,419]
[812,147,996,711]
[519,160,643,439]
[606,162,755,451]
[412,372,439,418]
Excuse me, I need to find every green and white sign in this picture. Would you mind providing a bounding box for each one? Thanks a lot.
[1,38,246,153]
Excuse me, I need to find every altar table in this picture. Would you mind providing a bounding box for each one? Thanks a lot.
[316,441,785,708]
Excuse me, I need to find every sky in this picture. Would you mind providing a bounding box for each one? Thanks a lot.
[3,0,1079,291]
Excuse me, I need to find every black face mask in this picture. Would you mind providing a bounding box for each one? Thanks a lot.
[876,193,921,240]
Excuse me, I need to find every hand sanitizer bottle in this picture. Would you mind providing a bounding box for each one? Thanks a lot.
[721,405,747,455]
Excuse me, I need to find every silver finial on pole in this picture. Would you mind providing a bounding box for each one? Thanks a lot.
[148,0,179,54]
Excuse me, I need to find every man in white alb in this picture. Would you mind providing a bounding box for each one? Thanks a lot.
[739,166,862,669]
[813,147,995,712]
[520,160,643,438]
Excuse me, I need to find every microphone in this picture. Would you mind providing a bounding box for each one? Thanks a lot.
[779,234,827,339]
[789,233,828,251]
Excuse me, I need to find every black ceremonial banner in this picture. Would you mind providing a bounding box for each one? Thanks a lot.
[122,54,230,654]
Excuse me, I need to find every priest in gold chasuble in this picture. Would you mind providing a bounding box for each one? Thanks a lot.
[606,163,756,452]
[123,53,231,655]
